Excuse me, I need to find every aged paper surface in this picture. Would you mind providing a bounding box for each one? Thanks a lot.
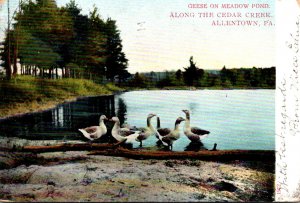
[0,0,299,202]
[276,0,300,201]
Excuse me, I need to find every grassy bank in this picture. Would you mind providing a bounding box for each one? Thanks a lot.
[0,76,123,118]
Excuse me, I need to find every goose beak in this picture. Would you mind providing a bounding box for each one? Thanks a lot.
[148,114,156,118]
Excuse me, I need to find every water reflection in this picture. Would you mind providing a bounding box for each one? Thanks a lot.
[116,98,127,126]
[184,141,208,151]
[0,95,116,141]
[0,90,275,151]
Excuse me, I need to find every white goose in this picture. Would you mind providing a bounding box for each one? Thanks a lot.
[182,110,210,142]
[78,115,108,141]
[110,117,141,144]
[156,117,185,150]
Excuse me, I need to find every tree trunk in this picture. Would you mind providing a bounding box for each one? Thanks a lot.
[6,50,12,80]
[49,68,52,79]
[12,44,17,76]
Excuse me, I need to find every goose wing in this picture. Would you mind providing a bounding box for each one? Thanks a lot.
[83,126,98,134]
[136,127,147,132]
[162,135,178,144]
[191,127,210,135]
[125,132,139,143]
[120,129,137,137]
[157,128,171,136]
[136,131,147,142]
[186,133,200,142]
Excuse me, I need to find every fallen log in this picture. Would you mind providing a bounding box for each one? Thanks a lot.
[88,148,275,161]
[20,140,126,153]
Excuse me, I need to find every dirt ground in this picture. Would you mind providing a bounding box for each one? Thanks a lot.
[0,151,274,202]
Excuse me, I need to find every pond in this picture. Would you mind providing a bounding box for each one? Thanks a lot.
[0,90,275,151]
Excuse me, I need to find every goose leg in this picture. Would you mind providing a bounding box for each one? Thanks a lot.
[139,141,143,147]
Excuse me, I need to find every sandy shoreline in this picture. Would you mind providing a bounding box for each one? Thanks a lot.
[0,150,274,202]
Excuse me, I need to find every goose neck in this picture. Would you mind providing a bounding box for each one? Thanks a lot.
[185,118,191,129]
[147,117,155,131]
[174,123,181,130]
[99,119,105,127]
[112,120,121,131]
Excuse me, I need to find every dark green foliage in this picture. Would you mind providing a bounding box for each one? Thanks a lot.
[183,56,204,86]
[128,72,148,88]
[0,0,128,82]
[104,18,130,83]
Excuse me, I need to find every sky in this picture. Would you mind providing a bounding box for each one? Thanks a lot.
[0,0,275,73]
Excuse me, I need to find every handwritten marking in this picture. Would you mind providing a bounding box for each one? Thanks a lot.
[286,15,300,137]
[277,14,300,200]
[277,78,288,196]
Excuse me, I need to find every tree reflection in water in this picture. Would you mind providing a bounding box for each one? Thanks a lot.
[116,98,127,126]
[0,95,117,143]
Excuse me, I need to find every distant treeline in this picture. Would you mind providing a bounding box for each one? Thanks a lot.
[127,57,275,89]
[0,0,275,89]
[1,0,130,82]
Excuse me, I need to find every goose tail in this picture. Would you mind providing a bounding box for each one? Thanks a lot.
[157,117,161,129]
[155,129,168,146]
[125,132,139,143]
[78,129,92,140]
[199,134,209,140]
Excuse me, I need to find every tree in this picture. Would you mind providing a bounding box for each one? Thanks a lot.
[175,69,182,80]
[0,31,12,80]
[220,66,227,84]
[199,71,209,87]
[174,69,184,86]
[183,56,204,86]
[236,72,247,87]
[104,18,129,83]
[129,72,147,88]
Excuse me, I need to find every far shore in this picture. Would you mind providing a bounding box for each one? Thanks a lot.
[0,86,274,120]
[0,93,116,121]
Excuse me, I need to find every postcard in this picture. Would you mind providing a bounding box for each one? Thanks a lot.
[0,0,299,202]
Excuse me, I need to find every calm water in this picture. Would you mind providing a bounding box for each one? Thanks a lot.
[0,90,275,151]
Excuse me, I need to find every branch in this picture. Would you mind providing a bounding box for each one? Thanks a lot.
[20,140,126,153]
[88,148,275,161]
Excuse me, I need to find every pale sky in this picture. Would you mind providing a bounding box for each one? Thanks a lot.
[0,0,275,73]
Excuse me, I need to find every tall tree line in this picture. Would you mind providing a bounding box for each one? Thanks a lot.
[0,0,129,82]
[127,56,276,89]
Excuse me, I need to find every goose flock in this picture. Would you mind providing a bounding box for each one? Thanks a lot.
[78,110,210,150]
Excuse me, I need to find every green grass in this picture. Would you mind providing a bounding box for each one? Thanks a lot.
[0,75,123,117]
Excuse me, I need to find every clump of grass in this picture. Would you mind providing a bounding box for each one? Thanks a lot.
[0,76,122,117]
[105,83,123,92]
